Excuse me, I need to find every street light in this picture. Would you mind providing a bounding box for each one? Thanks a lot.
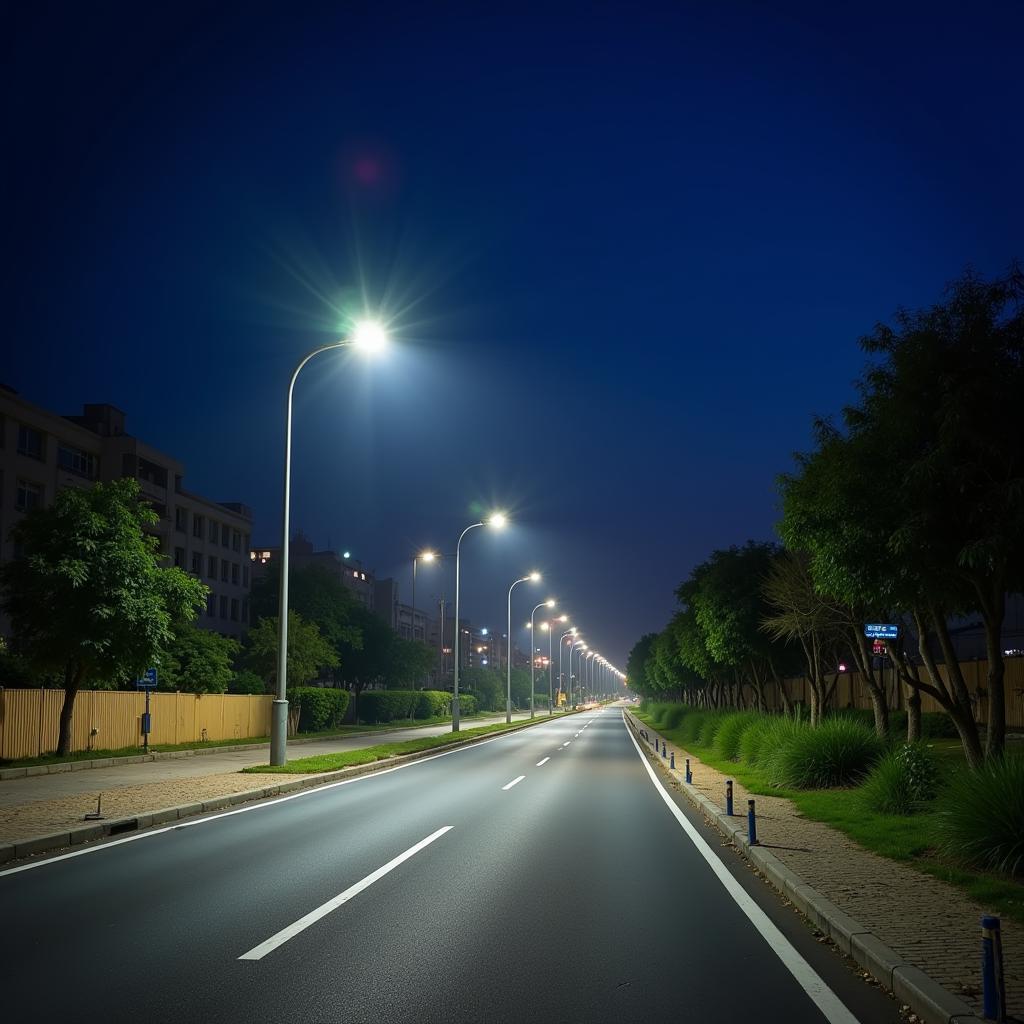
[585,650,596,705]
[528,599,556,719]
[569,640,586,709]
[453,513,506,732]
[543,615,568,715]
[411,549,437,645]
[506,571,541,722]
[558,627,576,711]
[272,319,388,767]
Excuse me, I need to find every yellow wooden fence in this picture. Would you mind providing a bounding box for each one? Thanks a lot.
[0,688,273,760]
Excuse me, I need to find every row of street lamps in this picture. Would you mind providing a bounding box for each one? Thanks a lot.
[269,320,625,766]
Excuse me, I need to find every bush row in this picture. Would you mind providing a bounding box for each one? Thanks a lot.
[356,690,477,724]
[641,702,1024,880]
[287,687,350,732]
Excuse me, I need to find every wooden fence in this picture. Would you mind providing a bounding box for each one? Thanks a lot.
[760,657,1024,728]
[0,688,274,760]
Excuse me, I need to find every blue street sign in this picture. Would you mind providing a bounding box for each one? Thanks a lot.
[864,624,899,640]
[137,667,158,689]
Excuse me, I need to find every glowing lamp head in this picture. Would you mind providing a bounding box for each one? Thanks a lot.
[545,598,556,608]
[488,512,507,529]
[419,550,437,563]
[351,319,388,353]
[540,622,550,631]
[529,571,541,582]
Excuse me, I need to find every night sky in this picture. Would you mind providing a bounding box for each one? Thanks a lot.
[6,2,1023,671]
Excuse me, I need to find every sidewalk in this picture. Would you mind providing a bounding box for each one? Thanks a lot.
[0,711,549,846]
[627,711,1020,1024]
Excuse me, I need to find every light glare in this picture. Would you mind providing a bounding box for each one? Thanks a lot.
[351,320,388,353]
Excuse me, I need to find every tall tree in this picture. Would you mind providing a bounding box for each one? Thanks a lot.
[160,623,239,694]
[246,610,339,687]
[0,479,207,754]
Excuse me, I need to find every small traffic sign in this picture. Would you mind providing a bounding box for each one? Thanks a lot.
[872,641,886,656]
[864,624,899,640]
[137,668,158,689]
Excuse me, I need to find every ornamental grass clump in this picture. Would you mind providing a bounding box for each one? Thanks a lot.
[757,717,809,784]
[696,712,727,749]
[713,711,762,762]
[659,704,689,731]
[859,743,940,815]
[737,717,779,766]
[679,711,708,744]
[770,717,883,789]
[934,755,1024,877]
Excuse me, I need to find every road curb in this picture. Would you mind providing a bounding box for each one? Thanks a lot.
[623,711,985,1024]
[0,713,575,866]
[0,712,573,779]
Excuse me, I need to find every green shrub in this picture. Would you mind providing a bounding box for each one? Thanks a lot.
[737,717,779,766]
[771,717,884,789]
[415,691,452,719]
[921,712,960,739]
[679,712,708,743]
[457,693,478,716]
[859,743,940,815]
[934,755,1024,877]
[713,712,762,761]
[230,670,267,695]
[646,703,674,728]
[696,712,726,748]
[357,690,421,723]
[660,705,689,730]
[757,717,809,783]
[287,687,350,732]
[828,708,875,729]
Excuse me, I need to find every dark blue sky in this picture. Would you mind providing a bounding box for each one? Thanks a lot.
[6,2,1022,671]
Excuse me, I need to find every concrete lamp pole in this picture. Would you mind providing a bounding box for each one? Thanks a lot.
[453,515,506,733]
[569,640,586,709]
[506,572,540,722]
[272,320,388,768]
[528,600,556,719]
[557,628,576,711]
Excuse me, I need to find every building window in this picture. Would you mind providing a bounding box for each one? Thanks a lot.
[232,530,240,552]
[137,458,167,489]
[230,598,239,622]
[241,598,249,624]
[220,560,228,582]
[207,555,217,580]
[174,546,186,568]
[243,565,250,587]
[17,424,44,460]
[208,520,218,542]
[231,562,239,585]
[243,533,250,551]
[58,444,96,478]
[192,551,202,574]
[207,592,217,617]
[174,506,187,532]
[221,523,230,547]
[219,595,228,619]
[193,513,204,538]
[16,479,43,512]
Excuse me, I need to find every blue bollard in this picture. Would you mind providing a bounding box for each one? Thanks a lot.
[982,915,1006,1022]
[748,799,758,846]
[685,758,692,784]
[726,780,734,816]
[661,740,666,757]
[670,751,675,769]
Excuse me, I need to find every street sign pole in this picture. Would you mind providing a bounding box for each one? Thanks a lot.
[137,667,157,753]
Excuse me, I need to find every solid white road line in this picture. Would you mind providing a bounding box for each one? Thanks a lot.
[536,758,550,767]
[502,775,526,791]
[238,826,453,961]
[624,719,860,1024]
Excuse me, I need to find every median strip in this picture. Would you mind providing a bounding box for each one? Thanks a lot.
[238,826,454,961]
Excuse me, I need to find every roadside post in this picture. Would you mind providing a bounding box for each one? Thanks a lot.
[981,915,1007,1022]
[137,667,158,753]
[726,779,734,816]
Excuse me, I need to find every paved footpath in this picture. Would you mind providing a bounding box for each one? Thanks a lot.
[631,712,1022,1022]
[0,711,547,844]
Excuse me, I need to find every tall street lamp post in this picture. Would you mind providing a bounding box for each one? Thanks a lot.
[543,616,568,715]
[411,549,437,643]
[528,600,556,719]
[558,627,576,710]
[570,640,586,709]
[453,514,506,733]
[506,572,540,722]
[272,320,388,767]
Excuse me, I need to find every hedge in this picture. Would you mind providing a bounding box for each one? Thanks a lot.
[287,687,350,733]
[356,690,478,723]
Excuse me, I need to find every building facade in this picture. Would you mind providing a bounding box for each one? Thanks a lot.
[0,387,253,638]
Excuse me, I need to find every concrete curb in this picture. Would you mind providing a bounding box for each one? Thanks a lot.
[623,711,985,1024]
[0,713,575,866]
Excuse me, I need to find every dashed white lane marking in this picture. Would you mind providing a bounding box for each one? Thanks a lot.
[502,775,526,791]
[238,826,453,960]
[562,741,571,747]
[536,757,550,767]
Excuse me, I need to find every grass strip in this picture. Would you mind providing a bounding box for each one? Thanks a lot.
[0,713,512,769]
[242,716,559,774]
[635,711,1024,926]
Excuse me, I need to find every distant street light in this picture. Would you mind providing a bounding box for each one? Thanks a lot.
[569,640,586,709]
[528,599,556,719]
[558,627,576,711]
[506,571,540,722]
[272,320,388,767]
[543,615,569,715]
[453,514,506,732]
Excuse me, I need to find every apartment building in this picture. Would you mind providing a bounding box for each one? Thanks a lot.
[0,387,253,639]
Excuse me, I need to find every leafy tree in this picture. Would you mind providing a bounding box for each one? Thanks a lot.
[229,669,268,695]
[382,640,436,690]
[461,666,503,711]
[0,479,207,754]
[625,634,658,698]
[246,610,339,687]
[509,667,532,708]
[159,622,239,694]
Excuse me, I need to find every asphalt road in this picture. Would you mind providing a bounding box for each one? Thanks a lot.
[3,707,900,1023]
